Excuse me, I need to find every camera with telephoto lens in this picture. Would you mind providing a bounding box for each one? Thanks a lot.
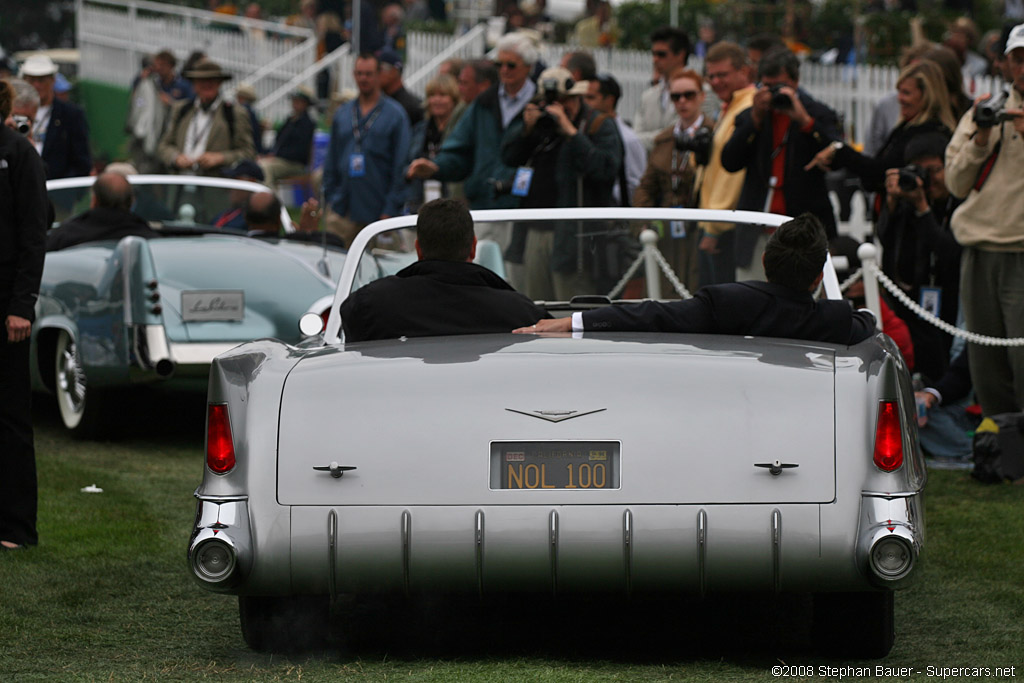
[673,127,712,166]
[768,84,792,110]
[12,114,30,136]
[974,90,1010,129]
[897,164,929,193]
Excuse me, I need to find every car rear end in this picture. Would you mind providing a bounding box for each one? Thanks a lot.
[189,331,923,654]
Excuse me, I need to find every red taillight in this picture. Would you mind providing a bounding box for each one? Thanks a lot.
[206,403,236,474]
[873,400,903,472]
[320,309,330,330]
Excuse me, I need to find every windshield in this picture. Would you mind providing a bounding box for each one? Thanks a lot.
[48,181,264,232]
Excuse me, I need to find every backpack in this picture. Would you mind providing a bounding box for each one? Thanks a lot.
[971,413,1024,483]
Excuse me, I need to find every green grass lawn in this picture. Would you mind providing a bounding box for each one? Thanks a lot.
[2,397,1023,681]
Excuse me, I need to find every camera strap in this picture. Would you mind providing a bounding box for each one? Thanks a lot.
[973,130,1002,193]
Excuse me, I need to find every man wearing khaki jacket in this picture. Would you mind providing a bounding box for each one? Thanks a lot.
[696,41,755,286]
[158,58,255,176]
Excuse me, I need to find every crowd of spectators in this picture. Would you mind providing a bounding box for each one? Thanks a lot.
[9,2,1024,466]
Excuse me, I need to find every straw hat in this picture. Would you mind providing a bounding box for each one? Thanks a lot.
[20,54,59,77]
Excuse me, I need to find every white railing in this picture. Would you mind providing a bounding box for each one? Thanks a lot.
[76,0,316,123]
[404,24,488,98]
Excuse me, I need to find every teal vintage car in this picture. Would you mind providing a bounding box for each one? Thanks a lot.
[30,175,363,437]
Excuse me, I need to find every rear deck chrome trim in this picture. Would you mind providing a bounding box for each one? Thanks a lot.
[401,509,412,596]
[697,509,708,596]
[623,508,633,596]
[475,509,485,597]
[771,508,782,593]
[549,509,559,596]
[327,510,338,601]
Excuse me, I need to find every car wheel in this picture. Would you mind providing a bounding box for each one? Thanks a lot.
[813,591,894,658]
[238,595,330,653]
[54,331,107,438]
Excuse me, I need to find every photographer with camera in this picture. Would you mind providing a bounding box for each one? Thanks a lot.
[876,131,961,382]
[722,47,841,281]
[4,79,39,144]
[501,67,623,300]
[632,67,711,293]
[943,23,1024,417]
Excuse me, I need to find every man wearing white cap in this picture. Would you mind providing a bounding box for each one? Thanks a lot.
[945,23,1024,417]
[19,53,92,179]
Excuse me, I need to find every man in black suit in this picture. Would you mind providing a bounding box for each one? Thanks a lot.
[517,213,875,346]
[721,47,840,281]
[20,54,92,179]
[46,171,158,251]
[340,198,549,342]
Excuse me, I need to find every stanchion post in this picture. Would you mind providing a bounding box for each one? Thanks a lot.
[640,228,661,299]
[856,242,883,331]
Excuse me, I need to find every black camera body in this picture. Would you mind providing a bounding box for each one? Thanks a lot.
[673,127,712,166]
[897,164,929,193]
[974,90,1010,129]
[12,114,31,136]
[540,78,561,107]
[768,84,792,110]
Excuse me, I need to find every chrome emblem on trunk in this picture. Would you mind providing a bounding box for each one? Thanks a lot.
[505,408,606,423]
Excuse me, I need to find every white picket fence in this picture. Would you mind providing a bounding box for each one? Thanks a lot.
[75,0,317,123]
[72,0,1005,145]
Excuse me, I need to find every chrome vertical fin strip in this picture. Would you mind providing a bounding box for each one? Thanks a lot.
[772,508,782,593]
[475,509,485,598]
[327,509,338,602]
[697,509,707,596]
[401,509,412,596]
[549,509,559,597]
[623,508,633,597]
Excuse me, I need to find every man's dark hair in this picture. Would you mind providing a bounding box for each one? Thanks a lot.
[905,131,951,164]
[763,213,828,292]
[758,47,799,81]
[564,51,597,81]
[155,49,177,67]
[93,172,134,211]
[593,73,621,105]
[244,192,283,231]
[469,59,498,86]
[357,52,380,69]
[650,27,691,59]
[747,33,785,55]
[417,198,474,262]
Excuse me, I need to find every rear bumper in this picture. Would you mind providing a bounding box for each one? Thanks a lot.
[188,494,924,597]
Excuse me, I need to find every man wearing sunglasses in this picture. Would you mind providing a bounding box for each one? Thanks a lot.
[634,27,691,152]
[408,32,539,283]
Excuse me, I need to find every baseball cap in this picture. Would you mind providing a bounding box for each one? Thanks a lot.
[54,72,72,94]
[1006,24,1024,55]
[537,66,589,97]
[378,48,403,71]
[223,159,265,182]
[20,54,59,77]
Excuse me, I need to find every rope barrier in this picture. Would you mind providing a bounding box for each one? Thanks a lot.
[867,263,1024,347]
[604,250,646,299]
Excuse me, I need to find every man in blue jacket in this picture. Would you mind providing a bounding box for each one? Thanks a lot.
[323,52,410,247]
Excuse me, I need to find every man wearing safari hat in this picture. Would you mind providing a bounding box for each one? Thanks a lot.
[258,85,317,191]
[19,53,91,179]
[500,65,622,301]
[157,57,255,176]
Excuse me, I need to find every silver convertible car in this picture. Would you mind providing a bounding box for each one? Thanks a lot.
[187,209,925,658]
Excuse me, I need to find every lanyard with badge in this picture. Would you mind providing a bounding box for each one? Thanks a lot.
[349,105,383,178]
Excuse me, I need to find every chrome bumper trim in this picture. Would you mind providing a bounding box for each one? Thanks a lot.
[168,342,240,365]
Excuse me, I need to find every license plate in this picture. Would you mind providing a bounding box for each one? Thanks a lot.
[490,441,620,490]
[181,290,244,322]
